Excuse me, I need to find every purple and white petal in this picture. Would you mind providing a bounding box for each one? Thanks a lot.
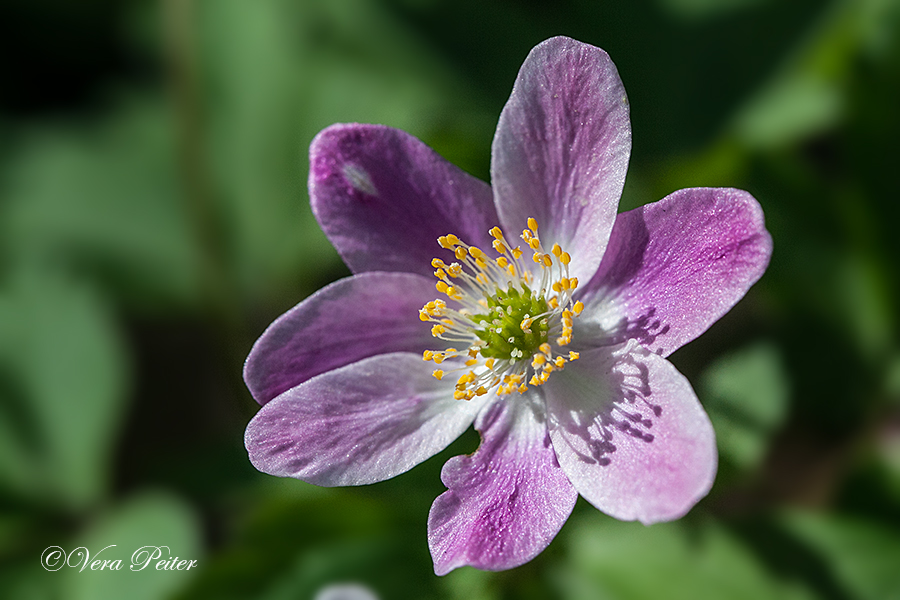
[428,395,578,575]
[575,187,772,356]
[244,272,438,405]
[310,124,499,277]
[492,36,631,283]
[545,344,716,524]
[245,353,485,486]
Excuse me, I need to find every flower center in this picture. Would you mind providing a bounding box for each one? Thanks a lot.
[420,218,583,400]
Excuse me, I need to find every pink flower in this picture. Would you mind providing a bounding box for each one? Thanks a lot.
[244,36,772,574]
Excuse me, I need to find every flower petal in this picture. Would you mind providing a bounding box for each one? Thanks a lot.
[491,36,631,282]
[545,344,716,524]
[428,396,578,575]
[310,124,499,277]
[245,352,484,486]
[244,272,439,405]
[575,187,772,356]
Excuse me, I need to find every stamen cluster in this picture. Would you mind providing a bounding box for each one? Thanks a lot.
[420,218,584,400]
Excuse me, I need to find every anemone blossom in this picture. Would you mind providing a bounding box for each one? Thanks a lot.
[244,36,772,575]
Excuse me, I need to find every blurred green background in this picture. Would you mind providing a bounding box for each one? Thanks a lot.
[1,0,899,598]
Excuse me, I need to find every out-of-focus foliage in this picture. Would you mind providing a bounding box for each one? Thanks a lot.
[1,0,899,598]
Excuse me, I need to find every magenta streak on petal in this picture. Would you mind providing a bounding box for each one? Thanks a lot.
[310,123,499,278]
[244,272,439,405]
[492,36,631,284]
[545,345,716,524]
[245,352,485,487]
[574,187,772,356]
[428,396,578,575]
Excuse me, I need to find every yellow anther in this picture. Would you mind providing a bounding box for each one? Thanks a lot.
[454,247,467,260]
[573,301,584,315]
[432,258,445,268]
[485,358,496,369]
[542,254,552,267]
[468,348,479,357]
[517,383,528,394]
[552,243,562,257]
[555,356,566,368]
[434,268,447,279]
[438,236,450,248]
[511,247,523,259]
[539,343,552,355]
[489,226,503,239]
[552,282,562,293]
[433,370,444,380]
[570,277,578,289]
[475,258,487,270]
[549,297,559,309]
[507,265,516,277]
[557,336,571,346]
[527,217,538,233]
[465,358,477,367]
[560,252,571,265]
[492,240,507,254]
[431,324,445,336]
[532,354,546,367]
[496,256,509,268]
[436,281,449,294]
[447,264,462,277]
[475,386,488,396]
[529,238,541,250]
[419,311,429,321]
[433,354,444,364]
[453,390,467,400]
[569,351,580,361]
[423,350,434,361]
[445,234,460,246]
[520,318,533,330]
[532,252,543,264]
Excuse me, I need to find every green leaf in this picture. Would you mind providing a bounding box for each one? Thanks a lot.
[781,511,900,600]
[61,491,203,600]
[0,269,127,511]
[700,342,790,470]
[0,99,202,311]
[557,514,814,600]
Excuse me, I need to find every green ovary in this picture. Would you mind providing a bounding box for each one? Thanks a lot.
[473,285,549,360]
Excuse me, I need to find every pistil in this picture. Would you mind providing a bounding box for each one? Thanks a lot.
[420,218,584,400]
